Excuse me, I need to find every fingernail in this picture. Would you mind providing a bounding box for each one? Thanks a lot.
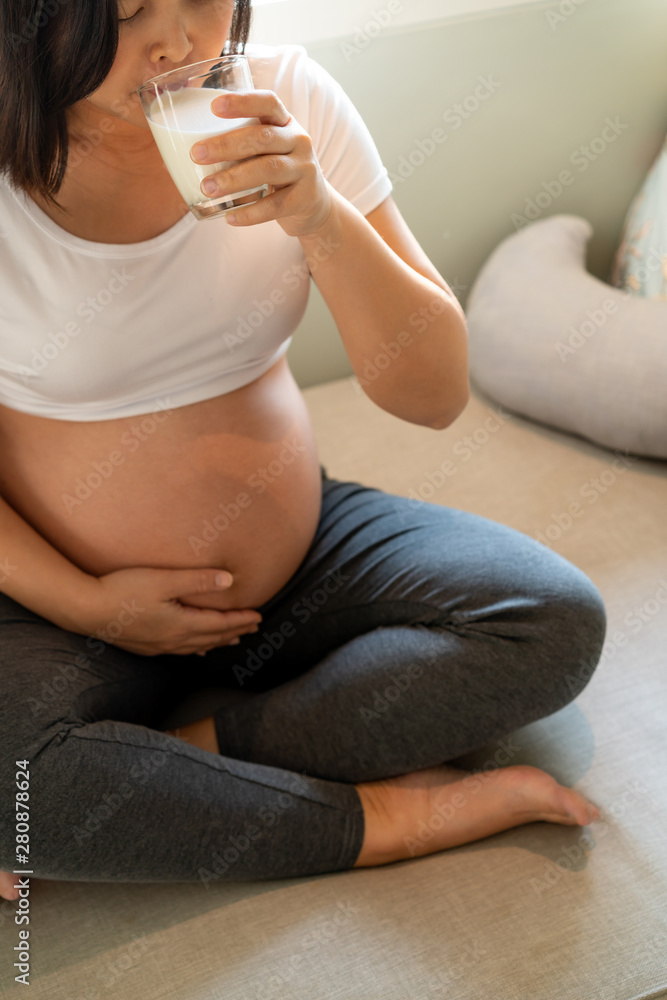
[215,572,232,587]
[202,177,218,196]
[212,96,229,113]
[191,142,207,161]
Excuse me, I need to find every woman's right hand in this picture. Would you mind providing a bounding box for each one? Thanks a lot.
[77,566,262,657]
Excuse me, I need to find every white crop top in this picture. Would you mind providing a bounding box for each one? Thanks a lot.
[0,43,392,421]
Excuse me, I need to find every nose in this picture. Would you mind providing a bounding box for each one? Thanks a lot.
[147,14,194,69]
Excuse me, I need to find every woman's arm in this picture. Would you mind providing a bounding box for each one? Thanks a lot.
[192,92,469,429]
[0,491,97,632]
[297,190,469,430]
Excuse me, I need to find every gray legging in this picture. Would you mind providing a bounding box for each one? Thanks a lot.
[0,466,607,884]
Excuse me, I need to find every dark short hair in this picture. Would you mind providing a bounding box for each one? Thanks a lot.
[0,0,252,211]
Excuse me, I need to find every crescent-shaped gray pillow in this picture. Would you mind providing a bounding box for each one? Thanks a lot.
[465,214,667,460]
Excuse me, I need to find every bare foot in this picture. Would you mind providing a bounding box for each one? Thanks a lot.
[0,870,20,901]
[353,763,600,867]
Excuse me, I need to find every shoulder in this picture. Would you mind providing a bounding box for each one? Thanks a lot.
[245,43,357,153]
[245,43,339,108]
[244,43,392,215]
[245,43,310,88]
[0,171,24,252]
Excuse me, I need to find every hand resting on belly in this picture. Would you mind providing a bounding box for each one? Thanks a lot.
[0,358,323,655]
[80,564,264,657]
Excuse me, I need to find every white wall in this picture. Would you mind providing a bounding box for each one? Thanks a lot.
[250,0,550,46]
[251,0,667,389]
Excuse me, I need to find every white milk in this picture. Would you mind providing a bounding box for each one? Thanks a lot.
[147,87,256,205]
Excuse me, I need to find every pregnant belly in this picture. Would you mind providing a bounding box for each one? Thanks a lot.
[0,357,324,611]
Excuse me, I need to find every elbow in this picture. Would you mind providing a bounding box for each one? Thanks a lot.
[429,304,470,430]
[428,379,471,431]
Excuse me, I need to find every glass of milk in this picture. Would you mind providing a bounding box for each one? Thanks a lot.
[136,55,269,221]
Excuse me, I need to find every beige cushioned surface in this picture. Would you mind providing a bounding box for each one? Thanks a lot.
[1,379,666,999]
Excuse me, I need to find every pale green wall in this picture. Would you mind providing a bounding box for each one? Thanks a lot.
[283,0,667,388]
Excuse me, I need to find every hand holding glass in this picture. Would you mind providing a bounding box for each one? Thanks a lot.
[136,55,268,221]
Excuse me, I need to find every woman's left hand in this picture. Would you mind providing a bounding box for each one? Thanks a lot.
[190,90,332,239]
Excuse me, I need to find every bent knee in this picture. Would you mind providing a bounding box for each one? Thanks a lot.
[537,568,607,706]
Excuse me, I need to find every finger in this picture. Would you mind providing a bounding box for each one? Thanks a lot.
[209,90,291,128]
[223,185,296,228]
[163,569,233,599]
[191,120,295,165]
[174,606,262,631]
[174,618,261,649]
[200,155,300,202]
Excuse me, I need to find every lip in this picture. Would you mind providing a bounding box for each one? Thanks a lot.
[134,80,178,104]
[135,79,164,95]
[136,68,175,94]
[137,60,200,92]
[136,55,231,93]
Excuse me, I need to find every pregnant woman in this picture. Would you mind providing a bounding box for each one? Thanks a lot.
[0,0,606,900]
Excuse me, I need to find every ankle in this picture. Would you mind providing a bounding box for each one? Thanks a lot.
[352,782,403,868]
[166,715,220,755]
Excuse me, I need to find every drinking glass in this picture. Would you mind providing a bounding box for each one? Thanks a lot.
[136,55,268,221]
